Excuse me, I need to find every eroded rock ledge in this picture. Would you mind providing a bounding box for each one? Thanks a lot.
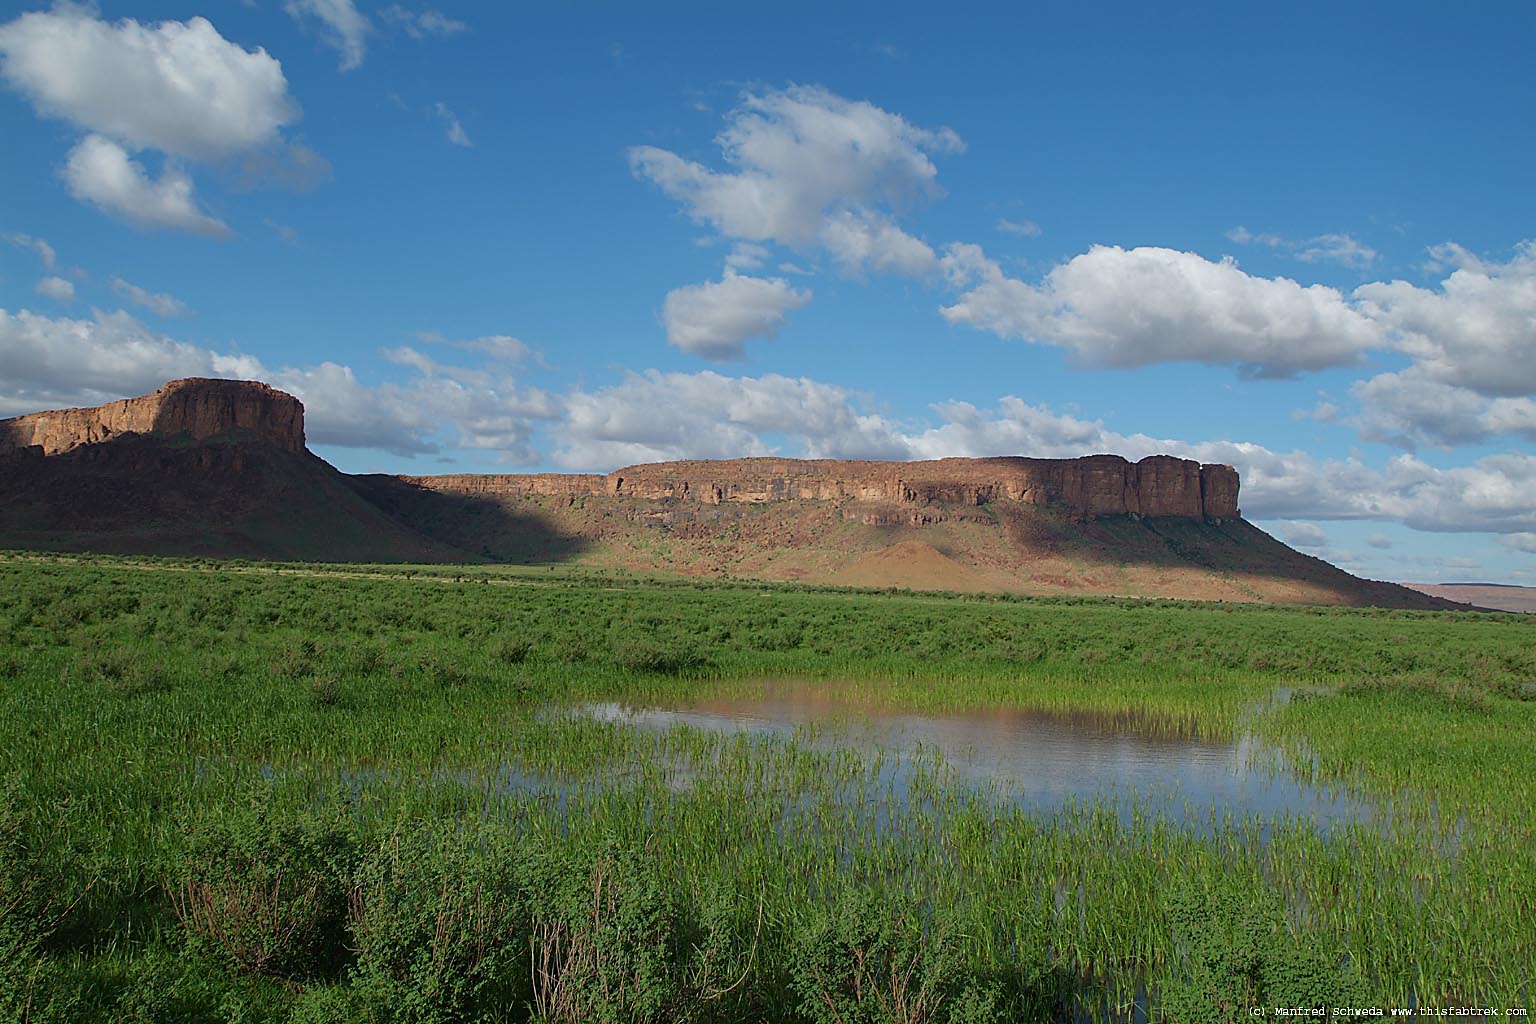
[1,380,1239,520]
[0,378,306,455]
[403,454,1240,520]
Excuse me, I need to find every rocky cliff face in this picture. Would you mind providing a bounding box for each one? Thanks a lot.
[406,454,1240,520]
[0,379,1239,521]
[393,473,608,498]
[0,379,306,455]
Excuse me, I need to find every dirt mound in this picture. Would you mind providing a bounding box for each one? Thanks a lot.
[826,540,997,592]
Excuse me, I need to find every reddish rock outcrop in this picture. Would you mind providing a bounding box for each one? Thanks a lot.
[394,473,607,498]
[0,379,306,455]
[0,379,1239,522]
[408,454,1241,520]
[1200,464,1241,519]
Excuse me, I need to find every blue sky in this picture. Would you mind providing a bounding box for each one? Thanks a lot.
[2,1,1534,584]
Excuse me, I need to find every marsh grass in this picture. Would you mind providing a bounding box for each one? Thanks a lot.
[1,554,1533,1019]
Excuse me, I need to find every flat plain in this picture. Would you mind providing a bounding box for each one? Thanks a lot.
[2,553,1533,1022]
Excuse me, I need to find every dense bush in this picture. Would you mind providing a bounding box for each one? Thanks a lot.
[789,890,1002,1024]
[168,796,357,980]
[610,638,705,675]
[1158,879,1368,1022]
[347,822,532,1024]
[528,838,700,1023]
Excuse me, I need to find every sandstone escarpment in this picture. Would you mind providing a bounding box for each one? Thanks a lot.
[0,378,305,456]
[394,473,608,498]
[405,454,1240,520]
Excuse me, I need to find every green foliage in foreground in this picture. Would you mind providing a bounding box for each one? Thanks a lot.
[0,555,1533,1021]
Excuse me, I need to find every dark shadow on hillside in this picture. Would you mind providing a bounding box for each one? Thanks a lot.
[0,419,35,456]
[981,501,1460,610]
[346,474,590,564]
[0,435,585,565]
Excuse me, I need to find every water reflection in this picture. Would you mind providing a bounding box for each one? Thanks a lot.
[573,680,1370,829]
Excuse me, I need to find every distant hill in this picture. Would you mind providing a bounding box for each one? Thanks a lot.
[1401,583,1536,613]
[0,378,1466,610]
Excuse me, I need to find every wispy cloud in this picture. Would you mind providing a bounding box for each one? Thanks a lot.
[1227,225,1378,269]
[112,276,192,318]
[434,102,472,147]
[996,218,1041,237]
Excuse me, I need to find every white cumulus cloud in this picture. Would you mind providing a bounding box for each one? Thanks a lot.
[270,363,557,460]
[555,369,906,470]
[0,307,257,415]
[886,395,1536,535]
[661,270,812,361]
[1354,241,1536,398]
[0,309,556,462]
[629,84,957,262]
[548,369,1536,538]
[0,9,298,158]
[64,135,230,238]
[820,209,938,277]
[0,7,314,233]
[940,244,1381,378]
[1352,370,1536,449]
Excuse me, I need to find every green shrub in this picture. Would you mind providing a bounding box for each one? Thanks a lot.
[526,837,746,1024]
[611,639,704,675]
[347,823,531,1024]
[789,890,1000,1024]
[168,797,357,980]
[270,636,320,680]
[1157,879,1368,1023]
[492,638,535,665]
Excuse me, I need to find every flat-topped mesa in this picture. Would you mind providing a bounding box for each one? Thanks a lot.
[407,454,1241,520]
[0,378,306,456]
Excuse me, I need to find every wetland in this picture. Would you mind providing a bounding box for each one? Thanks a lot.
[1,554,1532,1021]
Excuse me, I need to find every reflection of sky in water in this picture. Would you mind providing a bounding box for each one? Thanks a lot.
[576,684,1371,830]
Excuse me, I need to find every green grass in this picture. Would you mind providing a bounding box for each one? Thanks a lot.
[1,553,1532,1021]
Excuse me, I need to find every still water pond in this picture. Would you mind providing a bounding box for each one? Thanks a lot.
[568,681,1369,830]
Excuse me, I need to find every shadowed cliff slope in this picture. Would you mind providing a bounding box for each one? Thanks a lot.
[0,381,571,563]
[0,434,477,562]
[379,476,1454,608]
